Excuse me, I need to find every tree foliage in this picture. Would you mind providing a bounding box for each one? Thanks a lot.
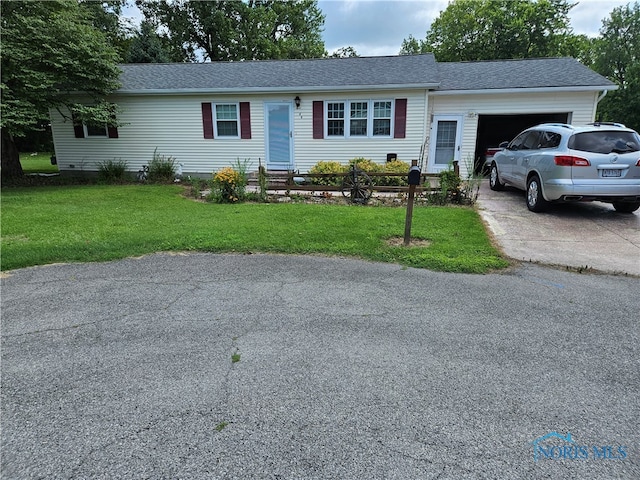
[593,2,640,130]
[0,0,121,178]
[329,46,359,58]
[79,0,132,61]
[137,0,326,62]
[400,0,577,61]
[126,20,172,63]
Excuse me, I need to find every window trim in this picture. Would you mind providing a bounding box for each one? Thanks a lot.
[83,124,109,138]
[324,99,394,138]
[213,102,240,139]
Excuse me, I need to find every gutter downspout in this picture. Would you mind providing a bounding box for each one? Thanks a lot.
[594,90,608,122]
[596,90,608,104]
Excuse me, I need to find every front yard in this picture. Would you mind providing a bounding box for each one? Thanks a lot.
[0,184,509,273]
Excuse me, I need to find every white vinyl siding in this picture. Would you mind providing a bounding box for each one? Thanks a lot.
[50,94,264,176]
[295,91,428,171]
[50,87,601,177]
[429,91,600,177]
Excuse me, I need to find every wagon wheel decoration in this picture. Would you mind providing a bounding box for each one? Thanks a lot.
[341,166,373,204]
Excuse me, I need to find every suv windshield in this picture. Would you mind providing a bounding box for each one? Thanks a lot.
[568,131,640,154]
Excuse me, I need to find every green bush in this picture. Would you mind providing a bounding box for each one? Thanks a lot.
[97,158,128,183]
[148,148,176,183]
[348,157,382,173]
[378,159,410,186]
[309,161,346,186]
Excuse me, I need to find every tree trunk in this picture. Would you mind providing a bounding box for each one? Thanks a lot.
[1,129,24,179]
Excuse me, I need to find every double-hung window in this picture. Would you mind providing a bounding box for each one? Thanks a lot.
[350,102,368,136]
[372,101,392,136]
[214,103,239,137]
[326,100,393,138]
[327,102,345,136]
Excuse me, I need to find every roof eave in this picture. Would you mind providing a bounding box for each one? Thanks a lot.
[430,85,618,96]
[115,83,441,95]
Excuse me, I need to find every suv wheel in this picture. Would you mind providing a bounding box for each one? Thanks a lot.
[489,164,504,191]
[526,175,548,212]
[612,201,640,213]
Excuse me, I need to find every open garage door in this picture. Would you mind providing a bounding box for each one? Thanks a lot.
[474,113,569,173]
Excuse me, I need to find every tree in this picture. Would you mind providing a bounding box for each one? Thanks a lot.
[126,20,172,63]
[1,0,121,178]
[593,2,640,131]
[137,0,326,62]
[79,0,131,61]
[329,46,359,58]
[401,0,576,61]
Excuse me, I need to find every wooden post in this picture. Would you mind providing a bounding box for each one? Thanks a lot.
[403,159,419,246]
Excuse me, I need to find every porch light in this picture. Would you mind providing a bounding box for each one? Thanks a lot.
[294,96,301,109]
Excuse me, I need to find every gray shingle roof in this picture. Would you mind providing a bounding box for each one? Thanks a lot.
[436,57,615,91]
[117,54,440,93]
[115,55,614,94]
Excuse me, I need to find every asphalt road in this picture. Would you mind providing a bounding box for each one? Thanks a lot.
[2,253,639,479]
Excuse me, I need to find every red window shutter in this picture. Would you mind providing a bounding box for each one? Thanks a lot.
[71,112,85,138]
[201,102,214,139]
[394,98,407,139]
[312,101,324,139]
[107,111,118,138]
[239,102,251,139]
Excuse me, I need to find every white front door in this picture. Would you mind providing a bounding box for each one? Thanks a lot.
[265,102,294,170]
[428,115,463,173]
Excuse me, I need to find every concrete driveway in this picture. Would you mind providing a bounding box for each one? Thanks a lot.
[475,180,640,276]
[2,253,639,479]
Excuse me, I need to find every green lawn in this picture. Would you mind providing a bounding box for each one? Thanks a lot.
[1,184,509,273]
[19,152,59,174]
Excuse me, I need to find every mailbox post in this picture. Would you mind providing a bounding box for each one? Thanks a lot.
[404,161,421,246]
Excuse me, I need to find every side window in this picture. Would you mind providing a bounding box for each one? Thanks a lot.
[84,124,108,137]
[214,103,239,137]
[509,132,530,150]
[522,131,541,150]
[539,131,561,149]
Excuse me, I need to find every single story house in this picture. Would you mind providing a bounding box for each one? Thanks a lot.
[50,54,616,178]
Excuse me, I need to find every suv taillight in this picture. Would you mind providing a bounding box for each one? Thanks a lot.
[555,155,591,166]
[636,159,640,166]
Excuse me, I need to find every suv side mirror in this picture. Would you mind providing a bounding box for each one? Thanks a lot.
[499,141,509,149]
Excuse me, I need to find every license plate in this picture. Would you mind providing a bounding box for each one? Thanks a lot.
[602,169,622,177]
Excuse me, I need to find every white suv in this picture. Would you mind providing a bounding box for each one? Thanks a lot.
[490,123,640,213]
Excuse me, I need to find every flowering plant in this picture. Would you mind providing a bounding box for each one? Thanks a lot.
[211,166,244,203]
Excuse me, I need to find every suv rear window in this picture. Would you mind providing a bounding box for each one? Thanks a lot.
[568,131,640,154]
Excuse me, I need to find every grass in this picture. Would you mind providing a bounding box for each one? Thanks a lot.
[19,152,59,175]
[0,184,509,273]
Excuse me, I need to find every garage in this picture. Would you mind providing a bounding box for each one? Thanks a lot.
[473,112,570,173]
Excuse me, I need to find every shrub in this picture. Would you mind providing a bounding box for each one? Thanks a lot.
[309,161,346,186]
[348,157,382,173]
[211,166,246,203]
[97,158,128,183]
[148,148,176,183]
[378,159,410,186]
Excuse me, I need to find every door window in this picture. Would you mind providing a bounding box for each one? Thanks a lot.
[434,120,458,164]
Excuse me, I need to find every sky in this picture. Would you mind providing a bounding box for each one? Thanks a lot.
[122,0,633,57]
